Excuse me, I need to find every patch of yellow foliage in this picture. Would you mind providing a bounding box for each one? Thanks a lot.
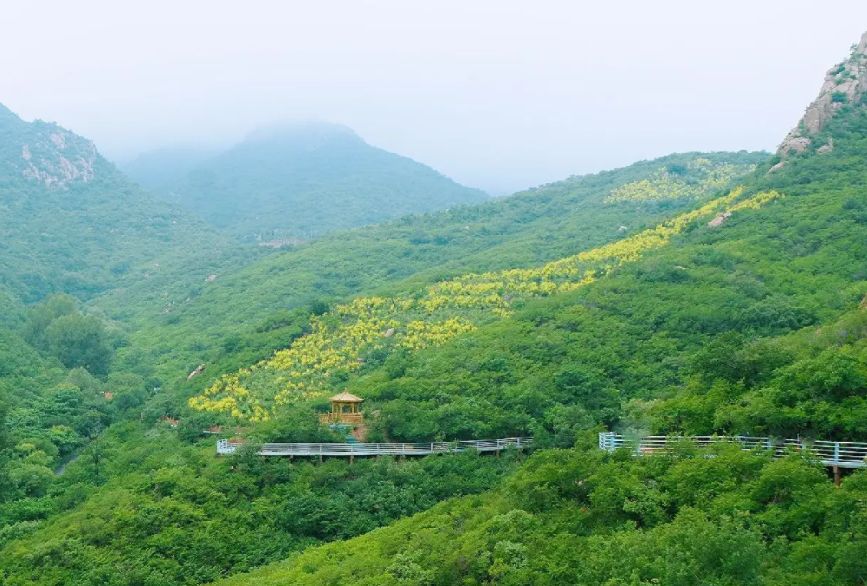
[605,158,756,203]
[189,188,781,421]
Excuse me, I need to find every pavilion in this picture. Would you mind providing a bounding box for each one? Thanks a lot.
[319,391,364,425]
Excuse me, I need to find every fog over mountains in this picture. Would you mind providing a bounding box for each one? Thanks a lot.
[122,121,487,242]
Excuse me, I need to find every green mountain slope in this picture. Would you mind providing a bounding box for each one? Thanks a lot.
[0,104,234,303]
[3,31,866,586]
[0,293,133,508]
[189,187,784,424]
[185,150,862,443]
[95,151,762,385]
[0,151,761,584]
[203,34,867,586]
[131,122,488,241]
[212,444,867,586]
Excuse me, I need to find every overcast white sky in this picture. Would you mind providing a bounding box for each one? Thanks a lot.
[2,1,866,193]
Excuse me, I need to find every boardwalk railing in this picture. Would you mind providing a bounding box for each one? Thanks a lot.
[598,432,867,469]
[217,437,532,457]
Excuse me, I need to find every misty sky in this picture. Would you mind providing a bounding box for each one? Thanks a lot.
[2,1,867,193]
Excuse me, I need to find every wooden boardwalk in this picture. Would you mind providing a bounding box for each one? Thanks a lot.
[217,437,531,458]
[599,432,867,469]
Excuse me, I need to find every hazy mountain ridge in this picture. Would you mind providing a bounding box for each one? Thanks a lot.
[128,121,489,242]
[0,104,234,302]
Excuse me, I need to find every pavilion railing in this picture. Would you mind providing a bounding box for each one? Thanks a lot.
[217,437,532,457]
[318,412,364,425]
[598,432,867,469]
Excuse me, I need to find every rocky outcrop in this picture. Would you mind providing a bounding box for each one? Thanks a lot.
[777,31,867,159]
[19,125,98,188]
[187,364,206,380]
[0,105,100,189]
[817,138,834,154]
[707,212,732,228]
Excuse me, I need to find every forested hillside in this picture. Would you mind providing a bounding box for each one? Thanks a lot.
[190,187,784,425]
[214,443,867,586]
[0,106,254,523]
[0,142,761,583]
[0,104,236,303]
[182,122,863,447]
[127,122,488,242]
[207,35,867,585]
[1,30,866,586]
[95,151,761,386]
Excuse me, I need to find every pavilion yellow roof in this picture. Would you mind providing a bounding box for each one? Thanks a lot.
[329,391,364,403]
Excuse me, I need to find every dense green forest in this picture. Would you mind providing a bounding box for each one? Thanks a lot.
[95,151,762,385]
[1,31,866,586]
[0,104,241,304]
[0,118,767,582]
[213,443,867,585]
[123,122,488,242]
[208,59,867,584]
[0,142,762,584]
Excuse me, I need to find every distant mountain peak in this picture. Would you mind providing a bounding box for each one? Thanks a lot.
[129,121,486,241]
[243,120,362,146]
[776,30,867,161]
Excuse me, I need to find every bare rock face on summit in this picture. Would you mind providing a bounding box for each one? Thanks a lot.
[0,104,99,189]
[776,31,867,161]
